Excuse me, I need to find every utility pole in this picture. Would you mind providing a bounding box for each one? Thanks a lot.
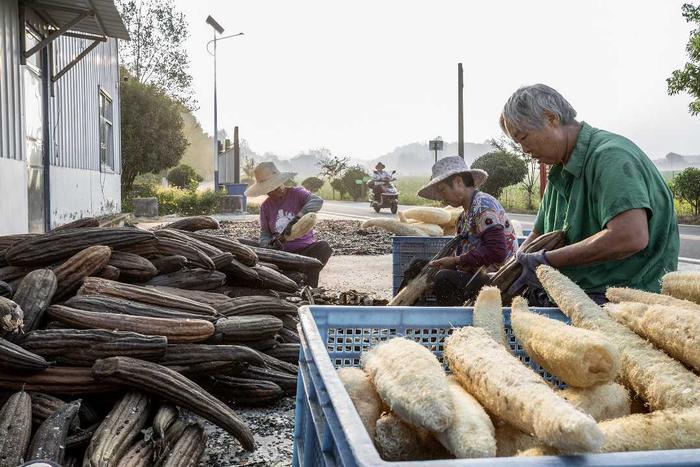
[213,32,219,189]
[233,126,240,183]
[458,63,464,158]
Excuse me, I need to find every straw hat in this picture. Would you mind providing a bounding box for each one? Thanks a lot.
[417,156,488,200]
[244,161,297,197]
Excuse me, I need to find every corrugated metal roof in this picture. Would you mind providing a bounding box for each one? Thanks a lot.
[23,0,129,40]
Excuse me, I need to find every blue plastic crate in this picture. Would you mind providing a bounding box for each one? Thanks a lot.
[391,236,451,301]
[293,305,700,467]
[391,236,528,298]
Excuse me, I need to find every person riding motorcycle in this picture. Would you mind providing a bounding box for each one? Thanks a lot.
[371,162,392,201]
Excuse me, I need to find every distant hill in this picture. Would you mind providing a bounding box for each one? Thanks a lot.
[653,152,700,172]
[218,140,495,183]
[365,141,495,176]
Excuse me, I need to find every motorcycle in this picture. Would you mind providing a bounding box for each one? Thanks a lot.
[367,170,399,214]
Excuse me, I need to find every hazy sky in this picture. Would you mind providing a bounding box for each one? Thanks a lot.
[174,0,700,161]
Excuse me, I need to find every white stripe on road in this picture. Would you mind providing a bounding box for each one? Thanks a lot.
[320,210,373,220]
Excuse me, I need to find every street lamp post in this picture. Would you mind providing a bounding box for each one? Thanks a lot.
[206,15,243,190]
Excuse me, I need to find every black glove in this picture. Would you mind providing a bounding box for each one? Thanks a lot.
[270,233,284,250]
[507,250,550,296]
[282,215,301,237]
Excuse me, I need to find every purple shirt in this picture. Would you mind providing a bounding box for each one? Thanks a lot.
[260,187,316,252]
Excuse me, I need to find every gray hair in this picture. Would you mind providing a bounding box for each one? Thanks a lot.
[499,84,577,136]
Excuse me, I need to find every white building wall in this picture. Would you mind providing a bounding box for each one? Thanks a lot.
[0,0,24,163]
[1,2,123,232]
[0,158,28,234]
[0,0,28,234]
[49,166,120,229]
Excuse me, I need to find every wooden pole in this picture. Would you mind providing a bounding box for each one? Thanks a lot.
[233,126,240,184]
[458,63,464,158]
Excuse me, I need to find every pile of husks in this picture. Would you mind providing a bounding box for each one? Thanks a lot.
[219,219,393,256]
[0,216,314,466]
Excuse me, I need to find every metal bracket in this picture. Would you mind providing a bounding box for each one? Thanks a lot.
[19,3,107,87]
[23,9,93,59]
[51,38,101,84]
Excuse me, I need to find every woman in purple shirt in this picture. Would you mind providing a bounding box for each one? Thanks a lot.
[245,162,332,287]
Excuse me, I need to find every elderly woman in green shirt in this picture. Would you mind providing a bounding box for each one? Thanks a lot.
[501,84,679,302]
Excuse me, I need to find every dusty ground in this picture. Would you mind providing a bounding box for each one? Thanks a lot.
[320,254,393,299]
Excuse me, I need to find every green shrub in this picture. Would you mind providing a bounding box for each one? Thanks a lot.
[122,184,226,216]
[471,151,527,198]
[341,165,370,201]
[167,164,203,189]
[301,176,324,193]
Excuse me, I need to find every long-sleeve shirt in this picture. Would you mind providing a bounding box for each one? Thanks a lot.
[454,190,518,271]
[259,187,323,251]
[373,170,391,180]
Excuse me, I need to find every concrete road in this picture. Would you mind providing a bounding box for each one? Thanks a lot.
[320,200,700,266]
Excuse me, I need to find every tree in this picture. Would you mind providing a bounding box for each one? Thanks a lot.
[317,155,349,200]
[301,176,325,193]
[330,178,348,200]
[471,151,527,198]
[340,165,370,201]
[672,167,700,215]
[667,3,700,116]
[167,164,203,189]
[120,69,188,194]
[490,136,539,210]
[116,0,195,108]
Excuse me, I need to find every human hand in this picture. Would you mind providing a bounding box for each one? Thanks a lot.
[270,233,284,250]
[507,250,550,295]
[429,256,459,270]
[282,216,301,237]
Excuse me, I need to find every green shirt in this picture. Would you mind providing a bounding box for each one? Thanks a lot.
[534,122,679,293]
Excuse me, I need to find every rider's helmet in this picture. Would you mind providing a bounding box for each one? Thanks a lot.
[375,162,385,170]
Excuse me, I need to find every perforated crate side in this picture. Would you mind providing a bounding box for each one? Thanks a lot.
[319,306,564,386]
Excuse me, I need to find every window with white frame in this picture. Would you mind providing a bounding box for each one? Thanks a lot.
[99,89,114,170]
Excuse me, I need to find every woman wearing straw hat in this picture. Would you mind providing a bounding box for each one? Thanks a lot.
[245,161,332,287]
[416,156,518,305]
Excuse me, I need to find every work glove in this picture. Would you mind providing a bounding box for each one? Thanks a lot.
[270,233,284,250]
[282,215,301,237]
[507,250,550,296]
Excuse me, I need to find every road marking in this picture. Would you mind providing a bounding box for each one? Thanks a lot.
[320,210,373,220]
[680,234,700,241]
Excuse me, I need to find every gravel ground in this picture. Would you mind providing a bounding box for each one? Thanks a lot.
[219,219,392,255]
[200,398,296,466]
